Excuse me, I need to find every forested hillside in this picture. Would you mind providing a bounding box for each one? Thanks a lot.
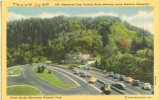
[7,16,154,84]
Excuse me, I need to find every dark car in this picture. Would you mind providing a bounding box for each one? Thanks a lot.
[119,75,126,81]
[109,72,114,77]
[68,66,74,70]
[112,83,126,90]
[132,80,140,86]
[80,73,87,77]
[83,66,91,70]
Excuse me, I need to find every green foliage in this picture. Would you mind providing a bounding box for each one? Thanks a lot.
[7,16,153,84]
[33,66,77,88]
[7,85,41,95]
[7,69,21,75]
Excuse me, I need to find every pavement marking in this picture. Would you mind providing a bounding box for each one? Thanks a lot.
[89,70,106,77]
[77,69,115,83]
[76,68,142,94]
[52,67,102,93]
[48,67,80,87]
[125,88,140,95]
[91,72,141,94]
[7,65,26,70]
[21,66,50,94]
[84,69,144,94]
[7,75,20,77]
[135,86,151,94]
[30,81,51,94]
[22,67,27,78]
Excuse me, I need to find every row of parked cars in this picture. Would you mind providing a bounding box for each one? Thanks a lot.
[106,71,152,90]
[68,66,153,94]
[72,69,111,94]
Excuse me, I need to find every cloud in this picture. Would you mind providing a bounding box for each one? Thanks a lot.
[36,12,70,18]
[121,10,153,33]
[8,12,32,21]
[131,22,153,34]
[8,12,70,21]
[76,12,119,17]
[8,12,118,21]
[121,11,153,22]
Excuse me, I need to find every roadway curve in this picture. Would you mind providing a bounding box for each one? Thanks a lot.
[8,63,151,95]
[7,64,106,95]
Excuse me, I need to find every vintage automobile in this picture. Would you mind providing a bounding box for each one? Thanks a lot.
[74,71,80,75]
[142,83,152,90]
[125,77,134,83]
[109,72,114,77]
[88,77,97,84]
[114,73,120,79]
[80,73,87,77]
[112,83,126,90]
[119,75,126,81]
[132,80,140,86]
[100,83,111,94]
[68,66,74,70]
[103,70,107,73]
[105,74,109,78]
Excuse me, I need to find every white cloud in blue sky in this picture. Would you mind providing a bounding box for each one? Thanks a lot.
[7,7,153,33]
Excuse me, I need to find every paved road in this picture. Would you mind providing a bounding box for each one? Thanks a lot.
[7,64,104,95]
[87,70,153,95]
[7,63,152,95]
[54,65,153,95]
[50,66,121,95]
[79,69,153,95]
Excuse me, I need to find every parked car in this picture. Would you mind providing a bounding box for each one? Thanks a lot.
[125,77,133,83]
[132,80,140,86]
[109,72,114,77]
[142,83,152,90]
[74,71,80,75]
[83,66,90,70]
[114,73,120,79]
[68,66,74,70]
[80,73,87,77]
[88,77,97,84]
[100,83,111,94]
[112,83,126,90]
[119,75,126,81]
[103,70,107,73]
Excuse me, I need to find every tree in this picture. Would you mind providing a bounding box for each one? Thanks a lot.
[118,37,131,53]
[130,39,138,54]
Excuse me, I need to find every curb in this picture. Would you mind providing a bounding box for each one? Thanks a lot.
[32,66,78,89]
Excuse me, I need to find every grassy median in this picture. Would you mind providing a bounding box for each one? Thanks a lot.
[7,85,41,95]
[33,66,77,88]
[7,69,21,75]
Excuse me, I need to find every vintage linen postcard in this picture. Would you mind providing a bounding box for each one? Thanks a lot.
[1,0,159,100]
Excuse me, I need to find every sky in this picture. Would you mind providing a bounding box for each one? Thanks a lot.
[8,7,153,34]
